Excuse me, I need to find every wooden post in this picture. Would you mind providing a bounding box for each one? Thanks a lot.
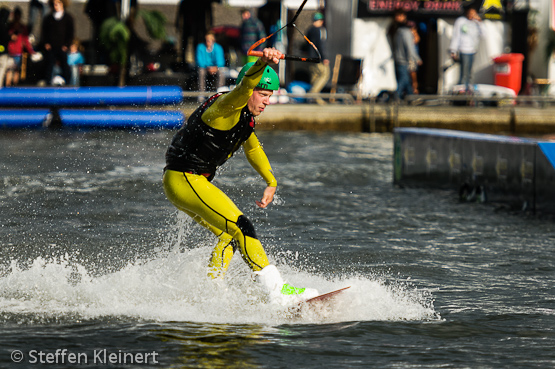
[330,54,342,103]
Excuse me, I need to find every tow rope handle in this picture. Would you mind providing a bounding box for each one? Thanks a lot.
[247,0,322,64]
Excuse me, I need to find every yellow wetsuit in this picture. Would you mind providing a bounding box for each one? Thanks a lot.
[163,60,276,278]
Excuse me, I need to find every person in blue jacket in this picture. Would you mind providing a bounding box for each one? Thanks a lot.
[196,30,226,100]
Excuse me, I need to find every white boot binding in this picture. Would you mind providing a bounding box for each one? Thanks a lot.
[254,265,319,305]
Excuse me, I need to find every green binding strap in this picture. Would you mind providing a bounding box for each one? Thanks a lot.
[281,283,306,295]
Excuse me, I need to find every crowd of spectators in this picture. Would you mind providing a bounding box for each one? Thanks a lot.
[0,1,327,97]
[0,0,81,88]
[0,1,330,97]
[0,0,360,103]
[1,1,482,101]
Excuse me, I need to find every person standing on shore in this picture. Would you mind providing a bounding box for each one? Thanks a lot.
[388,8,422,100]
[40,0,74,85]
[407,21,421,94]
[305,11,329,105]
[6,7,36,87]
[449,6,484,91]
[239,8,265,64]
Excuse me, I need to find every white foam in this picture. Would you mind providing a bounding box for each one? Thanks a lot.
[0,214,438,325]
[0,247,439,325]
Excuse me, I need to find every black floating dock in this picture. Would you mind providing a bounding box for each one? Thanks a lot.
[394,128,555,215]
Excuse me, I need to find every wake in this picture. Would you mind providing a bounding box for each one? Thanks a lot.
[0,215,439,325]
[0,250,439,325]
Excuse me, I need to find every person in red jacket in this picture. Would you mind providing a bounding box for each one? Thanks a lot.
[5,7,35,87]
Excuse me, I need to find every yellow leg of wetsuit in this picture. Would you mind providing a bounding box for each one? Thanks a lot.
[207,232,236,278]
[179,208,236,278]
[163,170,270,278]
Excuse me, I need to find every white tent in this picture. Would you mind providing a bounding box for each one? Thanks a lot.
[225,0,320,9]
[227,0,268,7]
[283,0,319,9]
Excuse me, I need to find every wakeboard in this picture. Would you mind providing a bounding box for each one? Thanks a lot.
[290,286,350,314]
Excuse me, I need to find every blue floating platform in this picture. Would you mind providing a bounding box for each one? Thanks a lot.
[0,86,183,107]
[0,109,51,128]
[394,128,555,215]
[0,109,184,129]
[58,109,185,129]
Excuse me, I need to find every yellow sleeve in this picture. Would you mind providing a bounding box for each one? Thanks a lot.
[243,132,277,187]
[201,60,268,131]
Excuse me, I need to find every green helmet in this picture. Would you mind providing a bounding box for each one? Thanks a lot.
[236,62,280,90]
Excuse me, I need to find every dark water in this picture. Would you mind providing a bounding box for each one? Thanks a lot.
[1,129,553,368]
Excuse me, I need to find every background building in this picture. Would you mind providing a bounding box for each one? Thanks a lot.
[330,0,555,97]
[2,0,554,96]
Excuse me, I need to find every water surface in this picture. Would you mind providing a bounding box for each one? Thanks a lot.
[1,129,553,368]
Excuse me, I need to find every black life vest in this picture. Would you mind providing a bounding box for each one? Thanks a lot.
[165,93,256,181]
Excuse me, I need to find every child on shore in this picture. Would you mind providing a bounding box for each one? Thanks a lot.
[67,38,85,86]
